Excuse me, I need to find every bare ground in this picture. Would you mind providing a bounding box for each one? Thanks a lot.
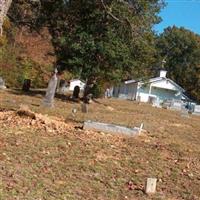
[0,89,200,200]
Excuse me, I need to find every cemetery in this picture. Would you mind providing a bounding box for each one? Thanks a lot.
[0,88,200,199]
[0,0,200,199]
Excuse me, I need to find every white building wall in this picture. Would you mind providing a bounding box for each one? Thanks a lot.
[69,80,85,91]
[113,78,185,103]
[151,87,181,101]
[127,83,138,100]
[136,84,182,103]
[151,79,178,91]
[137,85,151,102]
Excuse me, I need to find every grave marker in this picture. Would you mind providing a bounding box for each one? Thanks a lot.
[145,178,157,194]
[81,103,88,113]
[0,77,6,89]
[43,69,58,107]
[170,100,182,110]
[83,121,144,136]
[193,105,200,115]
[22,79,31,92]
[73,85,80,99]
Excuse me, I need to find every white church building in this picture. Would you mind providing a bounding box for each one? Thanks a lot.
[112,70,188,103]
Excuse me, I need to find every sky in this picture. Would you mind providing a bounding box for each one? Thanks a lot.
[154,0,200,35]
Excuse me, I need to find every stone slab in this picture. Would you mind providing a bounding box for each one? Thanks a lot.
[145,178,157,194]
[84,121,143,136]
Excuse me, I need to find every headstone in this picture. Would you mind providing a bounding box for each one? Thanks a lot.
[186,102,195,113]
[170,100,182,110]
[72,85,80,99]
[0,77,6,89]
[193,105,200,115]
[81,103,88,113]
[43,69,58,107]
[145,178,157,194]
[71,107,77,118]
[22,79,31,92]
[86,93,93,104]
[148,96,157,105]
[105,88,112,98]
[181,105,189,118]
[162,99,172,109]
[136,95,141,102]
[58,80,68,94]
[152,99,161,108]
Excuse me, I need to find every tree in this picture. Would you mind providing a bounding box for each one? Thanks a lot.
[156,26,200,101]
[37,0,163,96]
[9,0,164,97]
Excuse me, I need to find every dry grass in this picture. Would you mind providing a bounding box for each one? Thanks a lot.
[0,89,200,200]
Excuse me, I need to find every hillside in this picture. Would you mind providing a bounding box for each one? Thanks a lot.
[0,24,55,88]
[0,89,200,200]
[15,27,55,66]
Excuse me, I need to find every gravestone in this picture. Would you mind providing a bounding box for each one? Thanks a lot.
[0,77,6,89]
[43,69,58,107]
[170,100,182,110]
[22,79,31,92]
[71,107,77,118]
[181,105,189,118]
[152,99,161,108]
[57,79,68,94]
[72,86,80,99]
[81,103,88,113]
[105,88,112,98]
[145,178,157,194]
[193,105,200,115]
[85,93,93,104]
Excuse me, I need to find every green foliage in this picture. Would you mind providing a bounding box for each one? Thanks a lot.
[156,26,200,101]
[90,83,104,98]
[8,1,165,94]
[37,0,164,86]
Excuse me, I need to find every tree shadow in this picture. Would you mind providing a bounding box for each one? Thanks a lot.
[5,89,82,104]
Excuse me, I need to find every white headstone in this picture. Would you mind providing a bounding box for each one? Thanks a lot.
[0,77,6,89]
[181,106,189,118]
[145,178,157,194]
[171,100,182,110]
[43,70,58,107]
[193,105,200,115]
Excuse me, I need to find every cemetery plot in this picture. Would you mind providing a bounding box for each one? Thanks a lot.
[0,89,200,200]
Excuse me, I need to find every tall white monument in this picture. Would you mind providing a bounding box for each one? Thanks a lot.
[43,68,58,107]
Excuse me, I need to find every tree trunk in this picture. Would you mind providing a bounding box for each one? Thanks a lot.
[83,77,96,103]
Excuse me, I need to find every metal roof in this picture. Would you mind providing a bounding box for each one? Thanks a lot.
[125,77,185,92]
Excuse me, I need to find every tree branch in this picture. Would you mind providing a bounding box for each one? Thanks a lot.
[100,0,123,23]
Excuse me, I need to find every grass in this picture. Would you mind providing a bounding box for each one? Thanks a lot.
[0,89,200,200]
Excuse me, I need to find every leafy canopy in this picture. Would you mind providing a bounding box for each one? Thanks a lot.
[156,26,200,101]
[34,0,164,84]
